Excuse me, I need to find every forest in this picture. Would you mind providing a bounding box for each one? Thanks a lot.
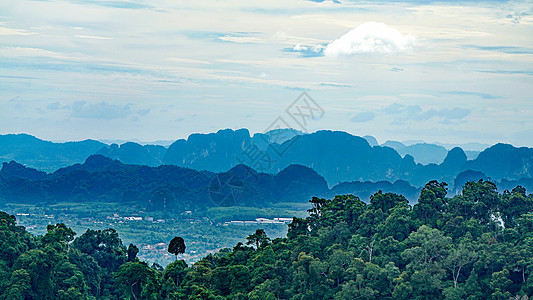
[1,180,532,299]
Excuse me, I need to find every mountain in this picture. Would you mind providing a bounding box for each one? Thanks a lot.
[0,161,48,181]
[435,142,489,152]
[251,128,304,150]
[163,128,253,172]
[363,135,379,146]
[274,164,330,202]
[3,153,531,208]
[0,133,170,172]
[0,155,331,210]
[433,142,488,160]
[275,130,410,185]
[382,140,406,150]
[464,150,481,160]
[160,129,459,183]
[96,142,166,166]
[453,170,489,194]
[2,131,533,190]
[397,143,449,165]
[382,140,448,165]
[0,134,106,172]
[441,147,468,171]
[465,143,533,180]
[162,128,304,173]
[451,169,533,195]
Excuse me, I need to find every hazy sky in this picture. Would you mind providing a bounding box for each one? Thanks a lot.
[1,0,532,146]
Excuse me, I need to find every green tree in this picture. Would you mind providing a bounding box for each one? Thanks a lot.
[412,181,447,227]
[370,191,408,214]
[127,243,139,262]
[444,242,477,288]
[168,237,186,261]
[246,229,270,250]
[2,269,32,300]
[72,228,126,271]
[114,261,156,300]
[287,217,308,239]
[163,259,188,287]
[41,223,75,250]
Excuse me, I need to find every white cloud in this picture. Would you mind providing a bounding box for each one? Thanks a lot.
[71,101,149,120]
[0,23,36,36]
[289,44,325,57]
[166,57,211,65]
[218,36,265,43]
[350,111,375,123]
[293,44,324,52]
[74,34,113,40]
[382,103,471,124]
[324,22,415,57]
[0,47,82,60]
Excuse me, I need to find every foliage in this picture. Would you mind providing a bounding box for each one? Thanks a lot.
[168,237,186,261]
[0,180,532,299]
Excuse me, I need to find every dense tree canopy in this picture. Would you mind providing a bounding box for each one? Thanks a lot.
[1,179,532,299]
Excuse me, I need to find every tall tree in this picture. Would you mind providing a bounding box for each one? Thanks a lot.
[127,244,139,262]
[168,237,186,261]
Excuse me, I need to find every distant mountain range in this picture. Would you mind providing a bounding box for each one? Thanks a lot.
[1,130,532,189]
[160,129,532,187]
[1,155,531,211]
[0,155,324,209]
[0,134,105,172]
[0,155,402,210]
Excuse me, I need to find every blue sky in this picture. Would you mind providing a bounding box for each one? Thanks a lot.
[1,0,532,146]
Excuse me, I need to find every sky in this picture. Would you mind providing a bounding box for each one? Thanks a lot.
[1,0,532,146]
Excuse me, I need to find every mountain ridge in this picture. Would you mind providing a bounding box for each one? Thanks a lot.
[1,130,532,189]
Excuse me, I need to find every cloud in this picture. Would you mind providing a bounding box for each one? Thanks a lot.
[446,91,502,100]
[166,57,211,65]
[350,111,375,123]
[71,101,149,120]
[477,70,533,76]
[307,0,341,3]
[218,36,265,43]
[0,47,83,60]
[324,22,415,57]
[72,0,152,10]
[284,44,325,57]
[383,103,470,124]
[0,75,38,80]
[462,44,533,55]
[75,35,113,40]
[214,32,266,44]
[0,23,36,36]
[46,102,68,110]
[423,108,471,123]
[383,103,421,115]
[319,82,350,88]
[505,2,533,24]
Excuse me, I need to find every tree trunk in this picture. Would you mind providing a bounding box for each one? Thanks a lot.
[453,264,464,289]
[131,281,138,300]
